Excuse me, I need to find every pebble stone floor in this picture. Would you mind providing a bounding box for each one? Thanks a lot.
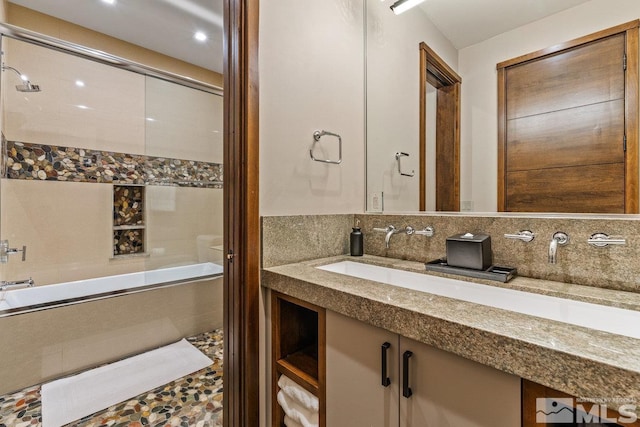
[0,330,223,427]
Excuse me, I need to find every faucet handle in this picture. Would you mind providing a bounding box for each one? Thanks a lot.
[553,232,569,245]
[412,226,434,237]
[0,240,27,263]
[504,230,535,242]
[588,233,626,247]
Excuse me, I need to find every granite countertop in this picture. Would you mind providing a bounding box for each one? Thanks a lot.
[262,254,640,413]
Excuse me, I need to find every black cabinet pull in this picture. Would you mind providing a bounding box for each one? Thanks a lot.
[402,350,413,398]
[381,342,391,387]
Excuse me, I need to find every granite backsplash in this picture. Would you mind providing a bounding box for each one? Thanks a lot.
[262,213,640,293]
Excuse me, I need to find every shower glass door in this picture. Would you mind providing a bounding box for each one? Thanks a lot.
[0,24,225,422]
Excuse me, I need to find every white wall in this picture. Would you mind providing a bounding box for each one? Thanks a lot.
[459,0,640,212]
[366,0,458,212]
[259,0,365,216]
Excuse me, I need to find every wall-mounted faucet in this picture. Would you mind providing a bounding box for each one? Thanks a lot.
[373,225,401,248]
[548,232,569,264]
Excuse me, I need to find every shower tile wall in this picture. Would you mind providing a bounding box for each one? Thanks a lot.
[0,37,224,285]
[0,181,223,286]
[2,38,146,152]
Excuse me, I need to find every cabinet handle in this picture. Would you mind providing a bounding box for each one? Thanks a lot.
[381,342,391,387]
[402,350,413,398]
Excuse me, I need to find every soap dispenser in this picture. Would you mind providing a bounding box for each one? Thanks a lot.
[350,219,363,256]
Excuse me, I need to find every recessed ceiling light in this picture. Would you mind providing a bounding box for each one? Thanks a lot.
[194,31,207,42]
[76,105,90,110]
[75,80,85,87]
[102,0,116,5]
[146,117,156,122]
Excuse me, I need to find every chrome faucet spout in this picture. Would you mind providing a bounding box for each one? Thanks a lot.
[0,278,34,291]
[385,225,398,249]
[548,238,558,264]
[548,232,569,264]
[373,225,404,249]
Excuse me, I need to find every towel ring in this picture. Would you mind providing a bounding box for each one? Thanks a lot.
[395,152,414,177]
[310,130,342,164]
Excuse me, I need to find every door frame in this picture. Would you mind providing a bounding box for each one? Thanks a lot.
[496,20,639,213]
[419,42,462,211]
[223,0,260,426]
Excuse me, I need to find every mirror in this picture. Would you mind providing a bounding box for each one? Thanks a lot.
[365,0,639,213]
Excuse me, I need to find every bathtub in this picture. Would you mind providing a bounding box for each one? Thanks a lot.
[0,261,224,395]
[0,262,223,317]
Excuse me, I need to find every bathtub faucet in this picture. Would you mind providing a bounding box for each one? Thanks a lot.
[0,277,34,291]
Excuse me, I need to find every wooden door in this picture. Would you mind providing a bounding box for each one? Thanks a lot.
[435,83,461,211]
[399,336,520,427]
[325,311,400,427]
[419,43,461,212]
[497,22,639,213]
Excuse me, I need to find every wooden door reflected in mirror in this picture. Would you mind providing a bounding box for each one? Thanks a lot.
[419,42,461,211]
[497,21,639,213]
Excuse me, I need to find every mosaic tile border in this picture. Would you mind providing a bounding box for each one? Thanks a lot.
[4,140,223,189]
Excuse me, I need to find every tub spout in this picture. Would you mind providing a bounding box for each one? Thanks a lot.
[548,232,569,264]
[0,277,34,291]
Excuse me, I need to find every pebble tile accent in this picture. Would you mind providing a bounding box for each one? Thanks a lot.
[113,186,144,226]
[4,140,223,189]
[113,228,145,256]
[113,185,146,256]
[0,330,223,427]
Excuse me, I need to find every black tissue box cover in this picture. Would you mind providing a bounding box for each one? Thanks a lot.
[446,233,492,270]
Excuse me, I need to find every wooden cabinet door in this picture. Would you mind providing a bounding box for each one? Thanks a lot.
[399,336,520,427]
[326,311,400,427]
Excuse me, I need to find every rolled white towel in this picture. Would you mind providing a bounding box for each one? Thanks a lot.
[278,375,319,412]
[277,390,319,427]
[284,415,304,427]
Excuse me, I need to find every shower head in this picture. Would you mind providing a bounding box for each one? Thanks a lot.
[15,82,41,92]
[1,64,41,93]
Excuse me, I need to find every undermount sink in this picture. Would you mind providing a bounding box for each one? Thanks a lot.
[317,261,640,340]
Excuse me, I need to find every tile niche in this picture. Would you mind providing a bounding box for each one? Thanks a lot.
[113,185,145,256]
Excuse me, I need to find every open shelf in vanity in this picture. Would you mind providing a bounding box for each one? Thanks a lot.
[271,291,325,427]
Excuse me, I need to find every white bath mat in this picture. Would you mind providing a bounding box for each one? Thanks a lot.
[41,338,213,427]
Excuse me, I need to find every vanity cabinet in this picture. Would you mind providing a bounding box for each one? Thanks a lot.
[326,310,520,427]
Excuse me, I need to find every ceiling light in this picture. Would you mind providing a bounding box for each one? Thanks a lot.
[75,80,85,87]
[194,31,207,42]
[102,0,116,5]
[76,105,90,110]
[390,0,426,15]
